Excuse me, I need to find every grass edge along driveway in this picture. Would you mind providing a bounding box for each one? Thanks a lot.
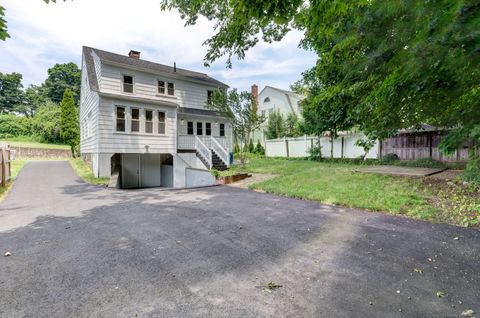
[229,157,480,227]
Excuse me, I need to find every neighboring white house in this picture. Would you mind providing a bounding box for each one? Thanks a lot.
[251,85,305,144]
[80,47,232,189]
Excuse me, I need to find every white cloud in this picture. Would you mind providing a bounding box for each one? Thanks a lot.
[0,0,316,91]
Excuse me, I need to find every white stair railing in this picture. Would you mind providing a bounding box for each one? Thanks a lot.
[211,136,230,167]
[195,136,212,169]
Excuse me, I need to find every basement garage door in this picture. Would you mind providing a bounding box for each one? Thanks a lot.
[121,154,162,188]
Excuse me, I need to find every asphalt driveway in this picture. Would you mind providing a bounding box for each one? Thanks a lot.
[0,161,478,318]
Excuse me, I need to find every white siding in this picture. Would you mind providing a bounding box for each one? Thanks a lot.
[258,87,296,118]
[97,96,177,154]
[100,64,217,109]
[79,55,99,154]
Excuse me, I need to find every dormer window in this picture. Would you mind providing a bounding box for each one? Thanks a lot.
[158,81,165,94]
[123,75,133,93]
[167,82,175,96]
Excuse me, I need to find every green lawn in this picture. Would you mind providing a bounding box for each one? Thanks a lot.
[69,158,110,186]
[0,136,70,150]
[230,157,480,227]
[0,158,27,202]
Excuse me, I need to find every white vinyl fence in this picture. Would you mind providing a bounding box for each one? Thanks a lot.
[265,134,379,159]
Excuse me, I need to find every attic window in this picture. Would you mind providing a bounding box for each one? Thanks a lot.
[264,97,270,103]
[123,75,133,93]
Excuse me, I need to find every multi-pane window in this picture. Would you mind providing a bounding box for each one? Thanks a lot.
[219,123,225,137]
[116,107,126,132]
[187,121,194,135]
[158,111,166,134]
[205,122,211,136]
[123,75,133,93]
[145,110,153,133]
[167,82,174,96]
[207,90,214,104]
[196,122,203,135]
[158,81,165,94]
[131,108,140,132]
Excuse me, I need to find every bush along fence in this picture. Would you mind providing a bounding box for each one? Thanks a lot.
[265,133,379,159]
[0,144,12,186]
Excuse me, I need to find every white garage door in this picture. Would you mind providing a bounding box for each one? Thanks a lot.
[140,154,161,187]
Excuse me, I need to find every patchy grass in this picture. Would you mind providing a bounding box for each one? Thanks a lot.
[69,158,109,186]
[0,136,70,150]
[0,159,27,202]
[230,157,479,227]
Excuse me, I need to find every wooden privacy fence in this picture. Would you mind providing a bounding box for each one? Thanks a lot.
[380,132,473,162]
[0,143,12,187]
[265,134,380,159]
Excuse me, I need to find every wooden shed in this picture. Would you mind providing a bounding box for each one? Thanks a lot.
[380,126,472,163]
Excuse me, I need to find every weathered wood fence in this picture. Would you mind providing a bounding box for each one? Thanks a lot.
[380,132,473,162]
[0,144,12,187]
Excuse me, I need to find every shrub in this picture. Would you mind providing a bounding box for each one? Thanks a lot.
[308,145,322,161]
[233,143,240,154]
[31,101,62,143]
[210,168,220,178]
[379,153,399,164]
[254,140,265,155]
[248,138,255,153]
[461,157,480,186]
[0,114,31,137]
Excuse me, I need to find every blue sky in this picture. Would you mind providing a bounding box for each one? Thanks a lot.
[0,0,317,93]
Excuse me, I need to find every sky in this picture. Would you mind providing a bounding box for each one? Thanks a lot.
[0,0,317,93]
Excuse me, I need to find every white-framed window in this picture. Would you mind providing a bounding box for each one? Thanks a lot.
[261,110,266,117]
[167,82,175,96]
[158,111,166,134]
[123,75,133,93]
[206,122,211,136]
[145,110,153,133]
[131,108,140,132]
[196,122,203,135]
[264,97,270,103]
[187,121,194,135]
[207,90,214,104]
[116,106,126,132]
[219,123,225,137]
[158,81,165,94]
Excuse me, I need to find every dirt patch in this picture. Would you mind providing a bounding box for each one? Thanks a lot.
[226,173,278,189]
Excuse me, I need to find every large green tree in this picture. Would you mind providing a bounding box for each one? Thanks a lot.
[0,6,8,41]
[0,72,25,114]
[59,89,79,156]
[44,63,81,104]
[265,110,285,140]
[161,0,480,153]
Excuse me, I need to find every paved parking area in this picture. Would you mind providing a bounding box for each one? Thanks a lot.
[0,161,478,317]
[359,165,446,177]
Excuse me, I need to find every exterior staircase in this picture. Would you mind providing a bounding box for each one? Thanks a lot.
[195,150,228,171]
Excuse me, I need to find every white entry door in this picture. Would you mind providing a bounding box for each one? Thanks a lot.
[140,154,161,187]
[122,154,140,188]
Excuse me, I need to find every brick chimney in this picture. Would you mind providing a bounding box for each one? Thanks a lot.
[251,84,258,113]
[128,50,141,59]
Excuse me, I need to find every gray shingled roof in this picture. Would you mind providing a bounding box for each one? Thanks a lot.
[83,46,228,88]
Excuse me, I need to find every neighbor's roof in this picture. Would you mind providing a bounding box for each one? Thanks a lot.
[259,85,305,100]
[82,46,228,92]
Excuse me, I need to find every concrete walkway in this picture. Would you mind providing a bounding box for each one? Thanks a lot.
[359,165,446,177]
[0,161,478,317]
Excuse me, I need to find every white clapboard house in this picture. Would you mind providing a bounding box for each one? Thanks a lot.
[80,47,232,189]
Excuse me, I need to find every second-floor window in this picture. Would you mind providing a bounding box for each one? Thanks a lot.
[123,75,133,93]
[158,111,166,134]
[167,82,175,96]
[207,90,214,104]
[219,123,225,137]
[158,81,165,94]
[205,122,211,136]
[145,110,153,133]
[116,106,126,132]
[196,122,203,135]
[187,121,194,135]
[131,108,140,132]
